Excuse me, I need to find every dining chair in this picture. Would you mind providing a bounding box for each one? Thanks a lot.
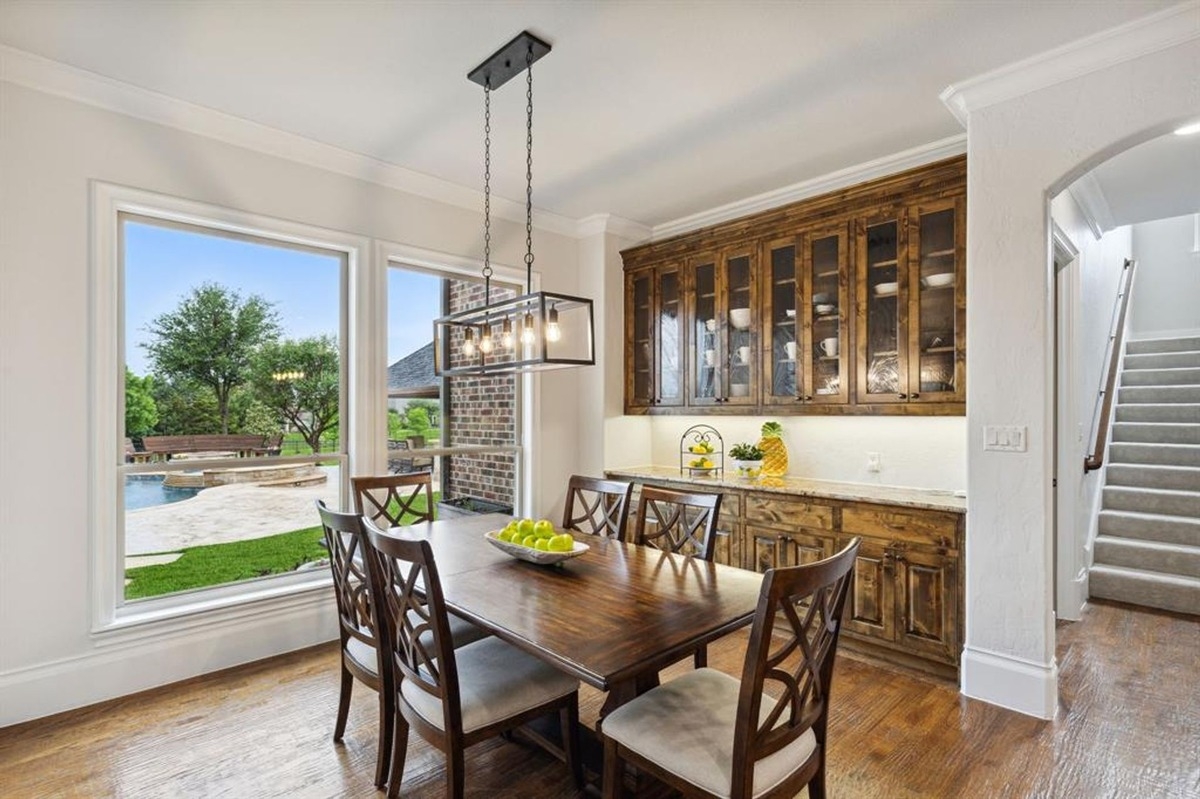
[361,517,583,798]
[631,485,722,667]
[601,538,861,799]
[561,475,634,540]
[315,500,394,788]
[352,473,434,528]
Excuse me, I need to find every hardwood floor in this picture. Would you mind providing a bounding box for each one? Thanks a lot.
[1,600,1196,798]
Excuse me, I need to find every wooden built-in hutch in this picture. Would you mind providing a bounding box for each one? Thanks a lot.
[623,156,966,416]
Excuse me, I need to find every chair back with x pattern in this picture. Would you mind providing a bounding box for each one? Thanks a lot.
[561,475,634,540]
[728,538,860,798]
[316,500,380,661]
[361,517,462,733]
[352,473,434,529]
[632,485,721,560]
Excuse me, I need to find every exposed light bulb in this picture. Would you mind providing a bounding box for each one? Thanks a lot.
[521,312,536,345]
[462,327,476,357]
[479,327,494,354]
[545,304,561,343]
[501,317,513,348]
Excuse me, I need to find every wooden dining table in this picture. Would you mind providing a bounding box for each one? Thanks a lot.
[387,513,766,718]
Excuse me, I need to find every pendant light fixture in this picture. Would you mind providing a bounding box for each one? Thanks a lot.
[433,30,595,377]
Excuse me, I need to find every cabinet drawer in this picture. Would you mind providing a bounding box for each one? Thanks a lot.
[631,482,741,520]
[841,505,958,549]
[744,495,833,531]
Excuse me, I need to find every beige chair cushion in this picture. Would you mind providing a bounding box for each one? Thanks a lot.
[401,636,578,734]
[343,613,487,680]
[602,667,817,799]
[344,634,379,677]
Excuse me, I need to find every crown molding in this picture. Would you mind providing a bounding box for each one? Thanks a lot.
[1066,173,1114,239]
[0,44,583,237]
[649,134,967,242]
[940,1,1200,127]
[575,213,652,242]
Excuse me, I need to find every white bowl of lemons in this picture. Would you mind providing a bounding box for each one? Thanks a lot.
[487,518,589,565]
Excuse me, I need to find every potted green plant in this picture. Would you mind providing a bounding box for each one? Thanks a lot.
[729,442,765,479]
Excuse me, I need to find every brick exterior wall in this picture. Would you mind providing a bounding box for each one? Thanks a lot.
[444,279,516,506]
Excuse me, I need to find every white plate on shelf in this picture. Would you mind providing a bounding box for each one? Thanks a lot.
[921,273,955,289]
[784,309,796,318]
[485,531,589,565]
[873,282,898,297]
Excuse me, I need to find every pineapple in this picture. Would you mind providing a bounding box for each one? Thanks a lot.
[757,421,788,477]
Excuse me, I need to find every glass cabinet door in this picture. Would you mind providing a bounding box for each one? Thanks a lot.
[655,265,685,407]
[908,200,963,402]
[804,227,849,404]
[627,269,654,408]
[857,217,908,403]
[763,238,799,405]
[690,257,719,405]
[723,249,756,406]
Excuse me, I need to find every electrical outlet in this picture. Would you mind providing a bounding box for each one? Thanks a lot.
[866,451,882,472]
[983,425,1027,452]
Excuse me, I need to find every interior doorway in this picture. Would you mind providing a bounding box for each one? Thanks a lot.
[1052,226,1083,621]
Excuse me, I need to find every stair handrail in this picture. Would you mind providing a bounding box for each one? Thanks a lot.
[1085,257,1137,473]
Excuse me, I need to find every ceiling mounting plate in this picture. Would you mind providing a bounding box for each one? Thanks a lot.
[467,30,552,90]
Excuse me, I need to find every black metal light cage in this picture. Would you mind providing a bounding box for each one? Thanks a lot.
[433,289,594,376]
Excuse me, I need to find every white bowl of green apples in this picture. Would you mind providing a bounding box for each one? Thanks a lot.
[486,518,590,565]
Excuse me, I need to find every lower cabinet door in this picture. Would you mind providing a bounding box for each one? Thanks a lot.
[749,528,784,573]
[841,537,895,642]
[894,546,959,663]
[783,529,835,567]
[713,526,737,568]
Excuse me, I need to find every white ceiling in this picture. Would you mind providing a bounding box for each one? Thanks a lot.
[1072,129,1200,229]
[0,1,1180,227]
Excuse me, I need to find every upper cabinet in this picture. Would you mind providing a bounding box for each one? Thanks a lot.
[622,156,965,416]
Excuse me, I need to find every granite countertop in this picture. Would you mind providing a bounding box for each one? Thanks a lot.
[605,465,966,513]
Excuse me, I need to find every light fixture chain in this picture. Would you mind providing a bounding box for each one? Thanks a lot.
[483,78,493,302]
[524,44,535,290]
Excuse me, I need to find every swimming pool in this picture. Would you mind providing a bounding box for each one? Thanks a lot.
[125,475,202,510]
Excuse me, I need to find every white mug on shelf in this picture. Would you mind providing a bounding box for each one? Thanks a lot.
[737,345,751,364]
[784,341,797,360]
[820,337,839,357]
[705,318,717,333]
[703,349,716,367]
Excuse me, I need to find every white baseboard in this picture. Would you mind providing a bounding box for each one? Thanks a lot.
[961,646,1058,720]
[0,593,338,728]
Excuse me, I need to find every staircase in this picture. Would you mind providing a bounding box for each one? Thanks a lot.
[1090,335,1200,615]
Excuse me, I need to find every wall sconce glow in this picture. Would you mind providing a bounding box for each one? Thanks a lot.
[1174,121,1200,136]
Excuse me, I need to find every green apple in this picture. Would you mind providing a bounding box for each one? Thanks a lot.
[497,529,513,542]
[534,537,550,551]
[521,534,538,548]
[533,519,555,539]
[548,534,574,552]
[517,518,535,538]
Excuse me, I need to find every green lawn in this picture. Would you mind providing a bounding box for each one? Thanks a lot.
[125,490,440,600]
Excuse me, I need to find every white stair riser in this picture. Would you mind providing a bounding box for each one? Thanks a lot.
[1094,538,1200,578]
[1115,404,1200,423]
[1098,511,1200,546]
[1118,385,1200,404]
[1126,337,1200,355]
[1106,465,1200,492]
[1124,351,1200,370]
[1112,424,1200,445]
[1104,487,1200,518]
[1089,567,1200,615]
[1109,443,1200,467]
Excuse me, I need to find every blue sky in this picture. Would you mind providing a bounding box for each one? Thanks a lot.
[124,220,441,374]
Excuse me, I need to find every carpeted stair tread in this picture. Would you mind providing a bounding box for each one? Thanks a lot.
[1093,536,1200,579]
[1114,403,1200,423]
[1118,385,1200,404]
[1111,422,1200,445]
[1105,463,1200,492]
[1123,350,1200,370]
[1126,336,1200,355]
[1109,442,1200,467]
[1103,486,1200,518]
[1088,564,1200,615]
[1098,510,1200,547]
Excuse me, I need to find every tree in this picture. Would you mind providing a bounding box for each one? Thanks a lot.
[151,378,221,435]
[142,283,280,433]
[124,369,158,438]
[251,335,340,453]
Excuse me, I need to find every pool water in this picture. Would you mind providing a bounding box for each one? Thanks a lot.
[125,475,202,510]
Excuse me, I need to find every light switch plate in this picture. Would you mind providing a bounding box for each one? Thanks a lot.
[984,425,1027,452]
[866,451,882,472]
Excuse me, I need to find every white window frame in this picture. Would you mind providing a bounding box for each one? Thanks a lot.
[375,240,536,514]
[90,182,371,638]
